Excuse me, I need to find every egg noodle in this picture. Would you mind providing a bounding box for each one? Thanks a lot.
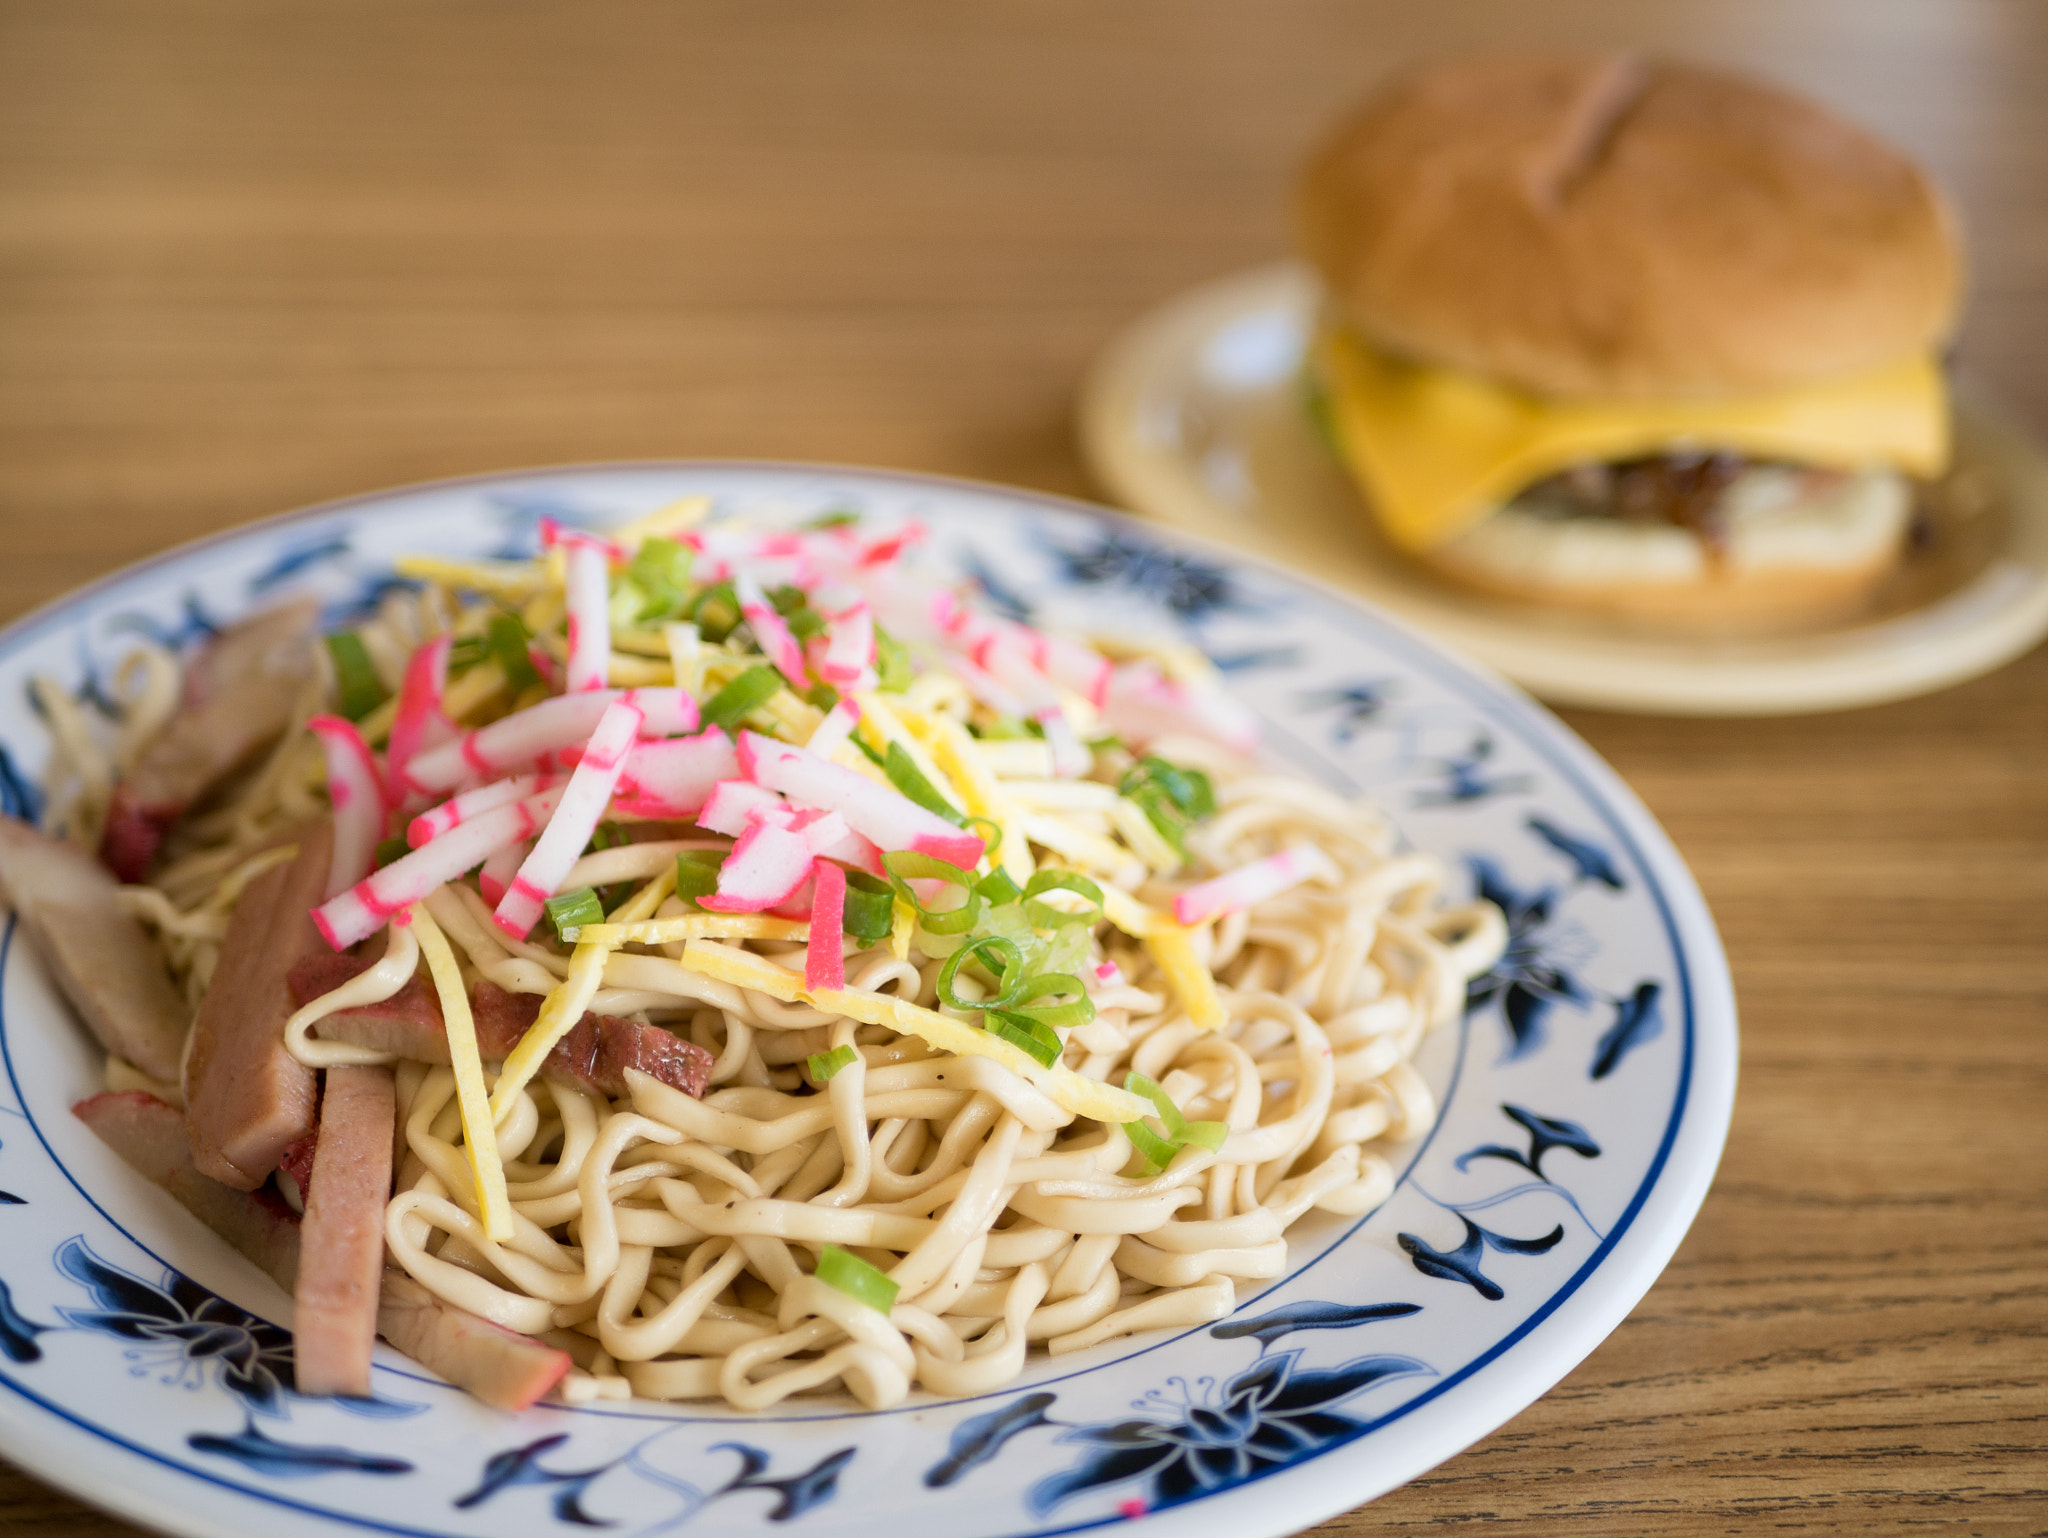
[36,501,1506,1409]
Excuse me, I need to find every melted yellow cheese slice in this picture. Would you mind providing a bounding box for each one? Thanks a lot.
[1316,327,1950,552]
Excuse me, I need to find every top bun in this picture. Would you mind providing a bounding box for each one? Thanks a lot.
[1298,54,1962,399]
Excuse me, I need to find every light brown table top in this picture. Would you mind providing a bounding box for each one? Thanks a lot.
[1,2,2044,1533]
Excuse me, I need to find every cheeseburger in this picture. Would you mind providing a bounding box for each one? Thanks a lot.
[1298,53,1961,622]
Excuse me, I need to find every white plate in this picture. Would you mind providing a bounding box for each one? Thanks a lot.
[0,464,1736,1538]
[1079,261,2048,715]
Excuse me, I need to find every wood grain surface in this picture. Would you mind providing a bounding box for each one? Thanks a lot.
[1,2,2044,1534]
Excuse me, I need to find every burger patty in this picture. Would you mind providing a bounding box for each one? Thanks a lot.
[1518,453,1852,551]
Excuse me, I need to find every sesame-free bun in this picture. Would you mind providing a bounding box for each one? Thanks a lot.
[1298,54,1962,399]
[1414,466,1913,624]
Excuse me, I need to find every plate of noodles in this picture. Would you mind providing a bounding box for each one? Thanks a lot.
[0,464,1734,1538]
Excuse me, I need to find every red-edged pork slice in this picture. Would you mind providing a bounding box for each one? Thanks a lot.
[77,1090,570,1409]
[100,599,321,880]
[184,820,330,1189]
[294,1064,395,1397]
[287,956,713,1100]
[73,1091,301,1292]
[376,1271,571,1411]
[0,816,190,1082]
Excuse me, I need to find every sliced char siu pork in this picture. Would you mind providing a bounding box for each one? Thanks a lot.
[0,817,190,1084]
[73,1090,571,1409]
[183,820,330,1189]
[100,599,321,882]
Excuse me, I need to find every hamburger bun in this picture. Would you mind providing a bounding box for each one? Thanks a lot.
[1299,53,1961,399]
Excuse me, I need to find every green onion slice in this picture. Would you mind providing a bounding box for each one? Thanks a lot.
[882,742,966,826]
[1179,1120,1228,1153]
[1003,971,1094,1030]
[324,632,390,722]
[1118,756,1218,858]
[629,536,694,618]
[883,850,983,935]
[1124,1072,1187,1139]
[807,1044,859,1082]
[544,886,605,941]
[840,870,895,942]
[1021,869,1104,929]
[814,1244,899,1314]
[1123,1117,1181,1173]
[674,852,722,905]
[873,627,913,693]
[689,581,742,643]
[974,868,1022,906]
[701,664,784,730]
[373,836,411,870]
[984,1010,1063,1069]
[935,936,1025,1011]
[484,612,541,693]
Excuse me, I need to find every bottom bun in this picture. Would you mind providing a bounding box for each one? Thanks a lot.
[1413,465,1911,625]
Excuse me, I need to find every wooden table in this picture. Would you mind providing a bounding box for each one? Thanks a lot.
[1,2,2043,1532]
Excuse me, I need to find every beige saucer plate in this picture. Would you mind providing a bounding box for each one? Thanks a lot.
[1078,261,2048,715]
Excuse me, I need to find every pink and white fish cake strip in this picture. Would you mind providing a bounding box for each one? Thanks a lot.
[1103,661,1259,755]
[817,600,874,690]
[307,715,388,901]
[609,729,740,819]
[313,788,565,951]
[805,859,847,991]
[479,837,531,907]
[492,697,645,939]
[386,634,454,802]
[738,730,985,869]
[563,539,613,693]
[1173,844,1340,927]
[701,805,851,913]
[408,772,566,847]
[735,571,811,687]
[405,688,697,794]
[803,697,862,763]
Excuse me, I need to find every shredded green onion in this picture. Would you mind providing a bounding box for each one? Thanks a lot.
[984,1010,1063,1068]
[1119,756,1218,859]
[487,612,540,693]
[807,1044,859,1082]
[804,509,860,530]
[882,742,966,826]
[1021,869,1104,930]
[1003,972,1094,1030]
[689,581,742,643]
[373,836,410,870]
[324,632,389,721]
[936,936,1025,1011]
[674,852,722,906]
[840,870,895,942]
[873,627,913,693]
[701,665,784,731]
[882,850,983,935]
[1122,1072,1227,1172]
[544,886,605,941]
[975,868,1022,906]
[628,536,695,621]
[815,1244,899,1313]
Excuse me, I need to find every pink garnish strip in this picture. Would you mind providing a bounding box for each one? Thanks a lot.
[700,804,850,913]
[735,571,810,688]
[307,715,388,902]
[492,698,645,939]
[405,688,697,794]
[1102,661,1259,755]
[805,859,846,991]
[1172,844,1340,927]
[314,789,564,950]
[804,697,862,762]
[538,517,627,563]
[408,772,566,848]
[563,539,612,693]
[478,838,530,907]
[609,728,739,819]
[738,730,985,869]
[818,600,874,689]
[386,634,454,802]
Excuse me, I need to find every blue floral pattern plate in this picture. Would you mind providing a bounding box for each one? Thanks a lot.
[0,465,1736,1538]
